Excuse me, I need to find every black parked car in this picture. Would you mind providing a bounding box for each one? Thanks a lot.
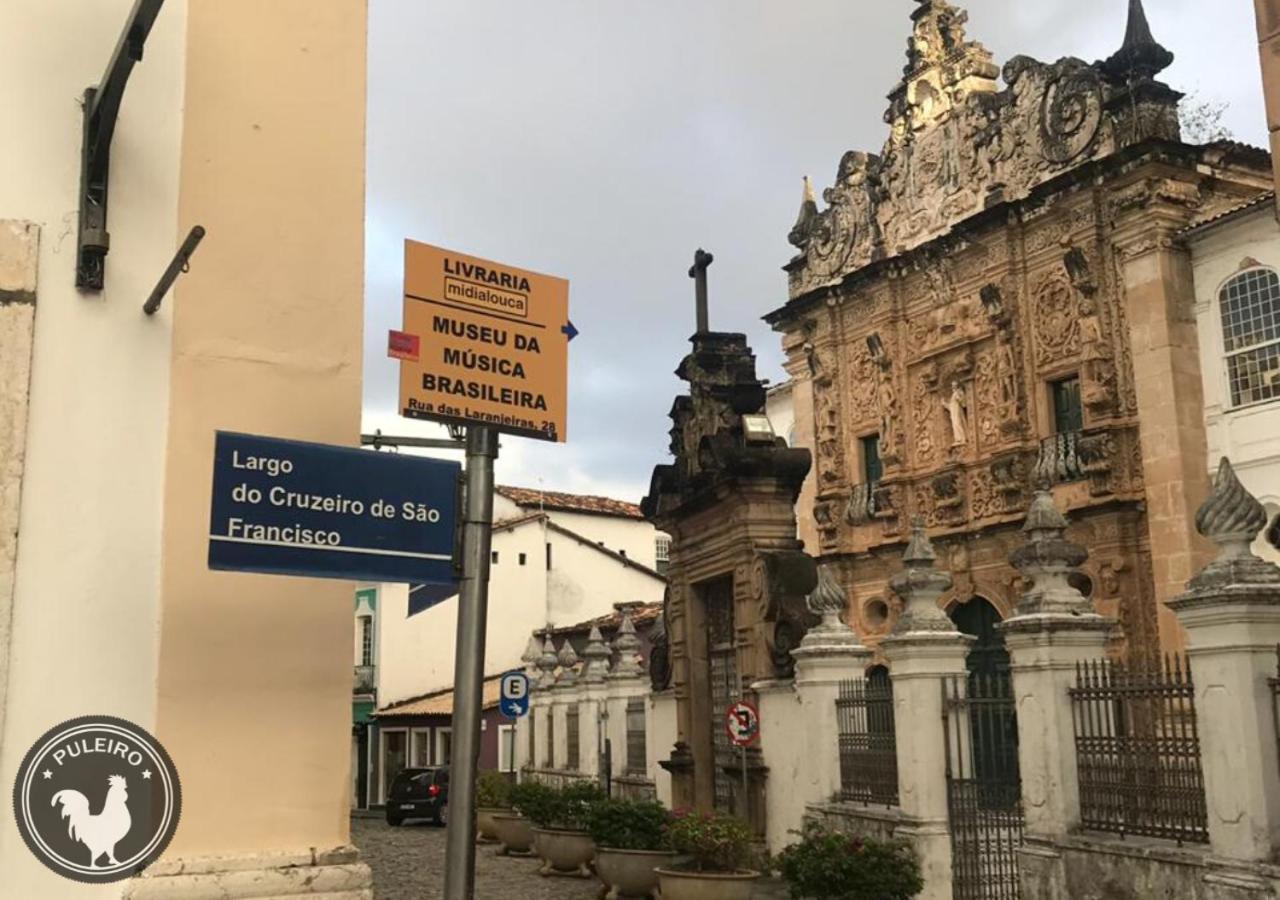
[385,767,449,827]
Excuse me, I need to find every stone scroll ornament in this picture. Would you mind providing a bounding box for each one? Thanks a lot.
[754,551,820,678]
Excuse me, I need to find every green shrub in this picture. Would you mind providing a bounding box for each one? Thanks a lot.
[776,822,922,900]
[666,809,754,873]
[476,770,513,809]
[586,798,671,851]
[510,780,604,831]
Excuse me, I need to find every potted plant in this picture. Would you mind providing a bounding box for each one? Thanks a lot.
[776,822,923,900]
[490,780,540,857]
[654,809,759,900]
[588,797,676,899]
[475,770,513,844]
[523,780,604,877]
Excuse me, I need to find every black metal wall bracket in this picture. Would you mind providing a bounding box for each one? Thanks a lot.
[143,225,205,315]
[76,0,167,291]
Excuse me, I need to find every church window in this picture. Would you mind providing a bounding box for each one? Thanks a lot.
[861,434,883,485]
[1220,267,1280,407]
[655,535,671,574]
[1050,377,1083,434]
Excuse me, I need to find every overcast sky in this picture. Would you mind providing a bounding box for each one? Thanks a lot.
[363,0,1267,504]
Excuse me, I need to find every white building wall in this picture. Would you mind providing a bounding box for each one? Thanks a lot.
[0,1,187,894]
[372,516,664,706]
[1191,209,1280,564]
[766,381,797,447]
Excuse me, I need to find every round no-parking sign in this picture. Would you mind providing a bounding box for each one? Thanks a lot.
[724,701,760,747]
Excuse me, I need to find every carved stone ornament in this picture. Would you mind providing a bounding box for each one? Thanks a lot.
[581,626,611,684]
[648,591,673,692]
[609,609,644,679]
[1185,457,1280,591]
[1007,490,1093,616]
[521,634,544,677]
[756,551,821,678]
[536,635,559,690]
[556,640,581,687]
[888,517,957,633]
[785,0,1180,300]
[795,566,868,655]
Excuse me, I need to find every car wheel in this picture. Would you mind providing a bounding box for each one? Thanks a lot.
[386,813,404,827]
[435,804,448,828]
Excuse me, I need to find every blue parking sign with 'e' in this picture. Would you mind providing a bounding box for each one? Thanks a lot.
[499,672,530,718]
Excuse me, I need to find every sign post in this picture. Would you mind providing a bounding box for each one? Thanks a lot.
[396,241,570,900]
[443,425,498,900]
[725,700,760,823]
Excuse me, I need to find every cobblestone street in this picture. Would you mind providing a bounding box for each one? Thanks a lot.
[352,816,789,899]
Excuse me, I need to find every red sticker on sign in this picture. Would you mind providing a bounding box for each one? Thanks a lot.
[388,330,420,362]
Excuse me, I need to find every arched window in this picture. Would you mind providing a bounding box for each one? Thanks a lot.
[1220,267,1280,407]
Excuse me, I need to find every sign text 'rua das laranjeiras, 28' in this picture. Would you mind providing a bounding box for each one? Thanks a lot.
[397,240,570,442]
[208,431,460,586]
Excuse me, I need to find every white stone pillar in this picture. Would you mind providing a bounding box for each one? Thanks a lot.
[1169,458,1280,863]
[999,491,1113,840]
[580,626,611,782]
[790,566,873,807]
[880,521,973,900]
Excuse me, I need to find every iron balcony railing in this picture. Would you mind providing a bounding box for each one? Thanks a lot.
[1069,655,1208,845]
[835,676,899,807]
[1034,430,1083,484]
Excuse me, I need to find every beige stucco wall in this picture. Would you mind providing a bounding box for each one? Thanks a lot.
[150,0,367,861]
[1191,208,1280,564]
[0,0,187,892]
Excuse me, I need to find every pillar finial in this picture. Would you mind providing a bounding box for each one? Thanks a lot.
[581,626,611,684]
[888,519,956,633]
[609,606,644,678]
[1186,457,1280,590]
[1009,490,1092,617]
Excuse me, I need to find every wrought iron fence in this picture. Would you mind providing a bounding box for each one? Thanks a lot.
[1069,655,1208,845]
[835,675,899,807]
[943,670,1023,900]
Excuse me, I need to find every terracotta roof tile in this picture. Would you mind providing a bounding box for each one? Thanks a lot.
[548,602,663,637]
[496,485,643,519]
[1182,191,1276,237]
[376,674,504,718]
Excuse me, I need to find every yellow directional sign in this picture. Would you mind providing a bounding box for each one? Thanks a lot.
[398,240,570,442]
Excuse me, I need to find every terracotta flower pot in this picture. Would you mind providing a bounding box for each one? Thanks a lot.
[654,867,760,900]
[530,826,596,877]
[476,806,507,844]
[490,812,534,856]
[594,847,677,899]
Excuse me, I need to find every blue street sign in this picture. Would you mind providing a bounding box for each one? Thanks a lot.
[208,431,461,584]
[499,671,531,718]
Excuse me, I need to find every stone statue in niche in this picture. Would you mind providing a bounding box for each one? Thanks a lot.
[1078,294,1117,414]
[942,380,969,446]
[995,334,1019,420]
[876,365,900,463]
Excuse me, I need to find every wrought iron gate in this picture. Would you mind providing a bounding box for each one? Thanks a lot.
[943,670,1023,900]
[704,578,738,812]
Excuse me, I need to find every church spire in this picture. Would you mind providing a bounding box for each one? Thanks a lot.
[1102,0,1173,81]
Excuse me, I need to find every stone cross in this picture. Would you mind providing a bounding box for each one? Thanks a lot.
[688,248,714,334]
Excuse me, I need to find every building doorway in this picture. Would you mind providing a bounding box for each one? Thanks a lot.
[700,576,738,813]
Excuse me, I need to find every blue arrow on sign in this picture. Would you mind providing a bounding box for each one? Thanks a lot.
[499,671,531,718]
[561,320,579,342]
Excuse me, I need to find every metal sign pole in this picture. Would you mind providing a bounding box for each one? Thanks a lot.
[442,425,498,900]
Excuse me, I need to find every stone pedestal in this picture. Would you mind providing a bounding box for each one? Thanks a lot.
[1168,459,1280,863]
[880,521,973,900]
[1001,490,1115,839]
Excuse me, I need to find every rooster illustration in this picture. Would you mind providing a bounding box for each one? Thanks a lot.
[51,775,132,867]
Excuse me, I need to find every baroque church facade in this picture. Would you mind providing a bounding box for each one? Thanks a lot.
[770,0,1271,664]
[645,0,1273,819]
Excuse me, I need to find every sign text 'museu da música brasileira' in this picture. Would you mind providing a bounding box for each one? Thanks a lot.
[208,431,460,584]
